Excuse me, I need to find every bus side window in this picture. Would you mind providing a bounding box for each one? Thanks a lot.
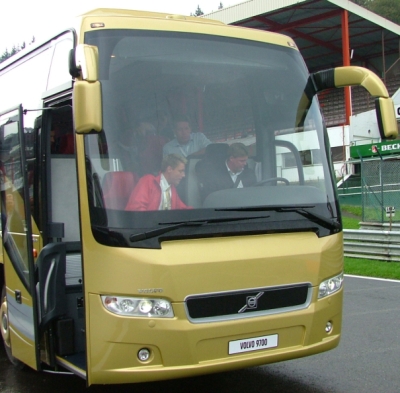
[50,157,79,242]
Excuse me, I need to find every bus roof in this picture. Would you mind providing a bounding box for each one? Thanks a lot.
[0,8,298,73]
[77,8,298,49]
[80,8,226,26]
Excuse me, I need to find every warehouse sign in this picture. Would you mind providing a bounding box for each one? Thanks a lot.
[350,140,400,158]
[381,143,400,152]
[395,104,400,119]
[350,106,400,159]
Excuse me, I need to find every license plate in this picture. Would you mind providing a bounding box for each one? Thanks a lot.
[229,334,278,355]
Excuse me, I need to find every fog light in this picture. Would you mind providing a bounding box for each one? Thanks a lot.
[138,348,151,362]
[325,321,333,333]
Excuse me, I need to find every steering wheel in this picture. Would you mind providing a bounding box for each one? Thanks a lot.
[255,177,290,186]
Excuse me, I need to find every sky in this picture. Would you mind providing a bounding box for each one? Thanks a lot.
[0,0,243,53]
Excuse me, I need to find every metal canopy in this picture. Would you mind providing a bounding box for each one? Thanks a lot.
[206,0,400,78]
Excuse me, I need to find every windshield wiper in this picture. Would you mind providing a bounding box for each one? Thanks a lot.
[129,215,269,243]
[277,207,340,230]
[217,205,340,231]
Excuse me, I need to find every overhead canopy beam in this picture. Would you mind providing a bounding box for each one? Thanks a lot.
[267,9,342,32]
[251,12,367,65]
[253,15,343,54]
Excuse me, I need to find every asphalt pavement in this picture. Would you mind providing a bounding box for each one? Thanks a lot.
[0,275,399,393]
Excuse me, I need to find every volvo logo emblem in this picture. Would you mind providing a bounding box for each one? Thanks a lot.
[238,292,264,313]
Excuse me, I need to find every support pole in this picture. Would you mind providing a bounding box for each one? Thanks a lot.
[382,30,386,83]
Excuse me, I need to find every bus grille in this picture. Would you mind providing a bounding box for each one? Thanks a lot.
[185,283,311,322]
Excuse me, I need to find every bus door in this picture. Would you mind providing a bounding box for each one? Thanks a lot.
[0,105,40,370]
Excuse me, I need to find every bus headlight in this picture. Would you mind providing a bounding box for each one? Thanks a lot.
[101,296,174,318]
[318,273,344,299]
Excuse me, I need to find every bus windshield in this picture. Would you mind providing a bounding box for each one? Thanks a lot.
[84,30,339,248]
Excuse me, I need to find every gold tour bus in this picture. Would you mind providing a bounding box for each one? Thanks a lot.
[0,8,397,386]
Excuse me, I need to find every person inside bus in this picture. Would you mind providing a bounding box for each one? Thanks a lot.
[156,109,174,141]
[162,115,211,158]
[50,126,74,154]
[197,142,257,202]
[125,153,191,211]
[117,119,167,176]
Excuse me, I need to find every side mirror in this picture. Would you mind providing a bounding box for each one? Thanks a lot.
[73,81,102,134]
[72,45,102,134]
[375,97,398,140]
[311,66,398,140]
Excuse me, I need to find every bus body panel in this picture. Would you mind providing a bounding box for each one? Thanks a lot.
[81,232,343,300]
[2,236,37,370]
[0,107,40,370]
[78,202,343,384]
[86,286,342,384]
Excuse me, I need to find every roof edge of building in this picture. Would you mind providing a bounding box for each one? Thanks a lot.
[204,0,400,35]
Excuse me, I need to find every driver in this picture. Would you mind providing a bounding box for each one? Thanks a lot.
[197,142,256,202]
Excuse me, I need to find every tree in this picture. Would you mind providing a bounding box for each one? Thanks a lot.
[368,0,400,24]
[193,5,204,16]
[351,0,373,6]
[351,0,400,24]
[0,37,34,64]
[10,45,18,56]
[0,48,10,64]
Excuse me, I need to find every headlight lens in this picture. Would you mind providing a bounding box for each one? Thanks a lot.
[318,273,344,299]
[101,296,174,318]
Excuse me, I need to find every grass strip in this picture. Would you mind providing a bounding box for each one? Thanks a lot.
[342,216,360,229]
[344,257,400,280]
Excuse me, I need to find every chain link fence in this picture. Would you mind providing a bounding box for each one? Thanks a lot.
[362,159,400,223]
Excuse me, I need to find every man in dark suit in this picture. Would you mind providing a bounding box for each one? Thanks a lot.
[198,142,256,202]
